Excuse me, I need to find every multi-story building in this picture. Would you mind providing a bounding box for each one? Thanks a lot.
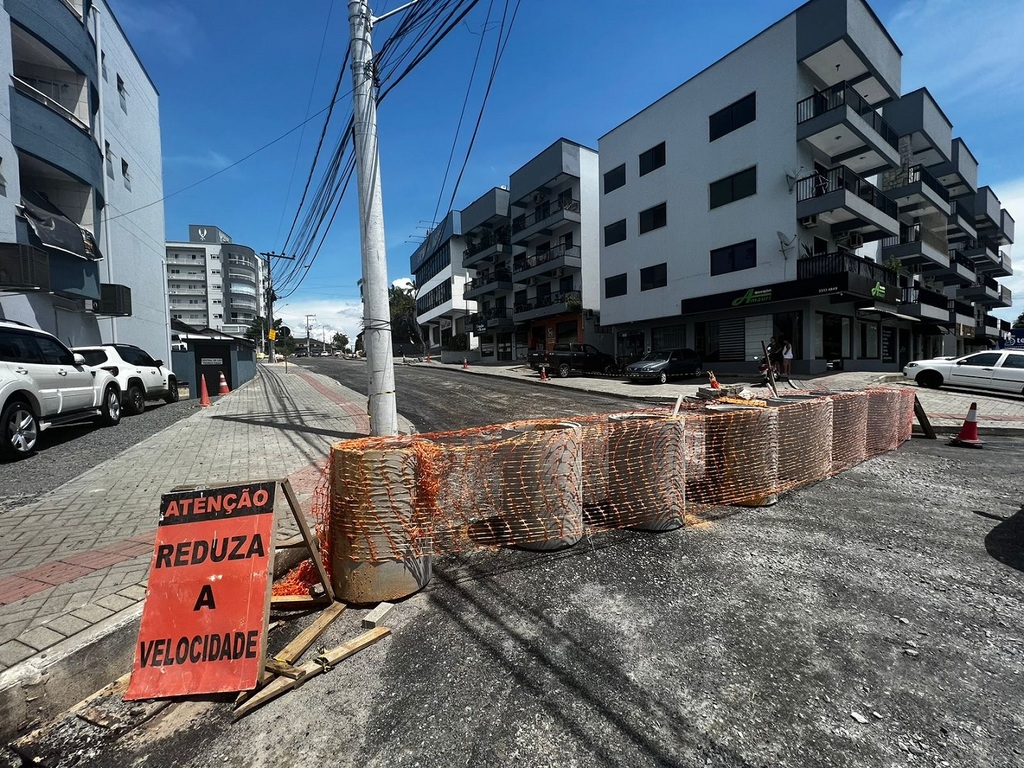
[165,225,265,338]
[0,0,167,358]
[598,0,1013,375]
[461,186,513,358]
[410,212,473,351]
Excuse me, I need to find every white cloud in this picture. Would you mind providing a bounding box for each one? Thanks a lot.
[274,298,363,345]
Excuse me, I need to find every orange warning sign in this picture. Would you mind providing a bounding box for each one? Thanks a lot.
[125,481,276,700]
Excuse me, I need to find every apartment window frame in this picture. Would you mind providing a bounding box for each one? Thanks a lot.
[116,74,128,113]
[709,92,756,142]
[638,142,666,177]
[640,262,668,291]
[604,163,626,194]
[121,158,131,190]
[605,273,628,298]
[638,202,667,235]
[710,238,757,276]
[604,219,627,246]
[709,166,757,210]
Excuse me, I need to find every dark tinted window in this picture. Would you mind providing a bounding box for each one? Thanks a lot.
[1000,353,1024,369]
[605,273,627,298]
[709,93,756,142]
[961,352,1001,366]
[604,164,626,194]
[0,331,43,363]
[710,239,757,276]
[710,167,757,209]
[640,263,667,291]
[639,203,667,234]
[78,350,109,366]
[639,142,666,176]
[35,336,74,365]
[604,219,627,246]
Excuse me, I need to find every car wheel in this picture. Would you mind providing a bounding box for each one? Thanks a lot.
[693,365,703,379]
[164,378,180,404]
[98,386,122,426]
[1,400,39,458]
[126,384,146,415]
[658,371,668,384]
[558,363,570,379]
[916,371,942,389]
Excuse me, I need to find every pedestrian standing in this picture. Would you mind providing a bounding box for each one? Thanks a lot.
[782,339,794,378]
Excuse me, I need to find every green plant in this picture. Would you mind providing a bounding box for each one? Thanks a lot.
[565,295,583,314]
[445,332,469,351]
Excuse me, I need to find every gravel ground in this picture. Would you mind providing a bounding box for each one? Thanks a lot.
[0,400,198,512]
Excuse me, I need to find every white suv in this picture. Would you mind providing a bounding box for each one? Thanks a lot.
[73,343,179,415]
[0,321,122,459]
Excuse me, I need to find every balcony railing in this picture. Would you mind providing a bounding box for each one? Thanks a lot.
[949,199,973,222]
[511,197,581,235]
[512,244,581,275]
[470,307,513,325]
[999,285,1012,304]
[795,166,897,219]
[795,81,898,149]
[880,222,948,254]
[464,270,513,293]
[514,290,581,314]
[796,251,900,287]
[884,164,950,203]
[901,286,947,310]
[12,76,89,132]
[947,298,973,317]
[947,249,975,272]
[464,228,511,259]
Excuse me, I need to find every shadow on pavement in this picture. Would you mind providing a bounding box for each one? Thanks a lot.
[208,413,363,441]
[984,506,1024,572]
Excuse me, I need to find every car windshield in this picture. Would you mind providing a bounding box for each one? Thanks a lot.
[638,351,670,362]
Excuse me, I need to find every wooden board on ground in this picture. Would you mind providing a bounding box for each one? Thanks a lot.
[914,395,937,439]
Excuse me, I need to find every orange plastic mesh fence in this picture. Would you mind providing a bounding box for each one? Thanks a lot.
[278,388,916,575]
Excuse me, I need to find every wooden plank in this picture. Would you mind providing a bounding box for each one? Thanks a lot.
[362,602,395,629]
[233,627,391,720]
[271,595,332,610]
[274,601,347,664]
[265,659,307,680]
[276,534,306,548]
[280,479,335,602]
[914,395,937,439]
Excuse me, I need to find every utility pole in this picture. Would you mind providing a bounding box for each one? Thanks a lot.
[305,314,316,357]
[259,251,295,364]
[348,0,417,437]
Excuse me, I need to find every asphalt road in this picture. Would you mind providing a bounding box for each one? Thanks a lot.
[11,362,1023,768]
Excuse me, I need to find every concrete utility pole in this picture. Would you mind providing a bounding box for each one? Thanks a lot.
[349,0,416,437]
[305,314,316,357]
[259,251,295,364]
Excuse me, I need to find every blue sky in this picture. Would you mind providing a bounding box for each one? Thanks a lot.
[108,0,1024,342]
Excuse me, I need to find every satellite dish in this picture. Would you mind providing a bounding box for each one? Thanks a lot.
[777,231,796,248]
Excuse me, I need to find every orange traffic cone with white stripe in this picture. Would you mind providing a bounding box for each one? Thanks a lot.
[463,357,469,370]
[217,371,230,395]
[199,375,211,407]
[540,365,548,382]
[948,402,983,448]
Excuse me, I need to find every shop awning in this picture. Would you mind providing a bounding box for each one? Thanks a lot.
[18,190,102,261]
[856,304,921,322]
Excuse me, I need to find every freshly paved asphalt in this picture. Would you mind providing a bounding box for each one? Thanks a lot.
[0,359,1020,742]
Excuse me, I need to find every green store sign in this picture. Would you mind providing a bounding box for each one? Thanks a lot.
[870,281,887,298]
[731,288,773,307]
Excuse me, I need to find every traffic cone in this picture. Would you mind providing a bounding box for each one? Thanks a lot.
[199,375,211,407]
[462,357,469,370]
[426,354,431,363]
[948,402,983,448]
[217,371,231,395]
[540,365,548,382]
[708,371,721,390]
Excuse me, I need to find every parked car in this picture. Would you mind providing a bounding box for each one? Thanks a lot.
[625,348,703,384]
[0,321,122,459]
[73,344,178,415]
[903,349,1024,396]
[528,343,617,377]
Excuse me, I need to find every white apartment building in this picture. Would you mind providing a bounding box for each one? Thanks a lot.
[599,0,1013,375]
[0,0,167,359]
[410,211,474,352]
[165,225,265,338]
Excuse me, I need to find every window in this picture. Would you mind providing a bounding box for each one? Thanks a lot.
[962,352,1002,367]
[1000,353,1024,369]
[709,92,756,142]
[604,219,627,246]
[604,164,626,194]
[101,52,108,82]
[640,263,667,291]
[105,142,114,179]
[639,142,666,176]
[710,167,756,209]
[121,158,131,190]
[605,273,627,298]
[116,75,128,113]
[710,239,757,276]
[639,203,667,234]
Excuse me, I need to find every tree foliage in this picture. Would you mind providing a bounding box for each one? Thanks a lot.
[1014,309,1024,329]
[389,283,423,351]
[332,331,350,352]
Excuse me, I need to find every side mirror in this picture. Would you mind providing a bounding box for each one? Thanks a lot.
[154,360,164,368]
[73,352,86,365]
[955,360,964,365]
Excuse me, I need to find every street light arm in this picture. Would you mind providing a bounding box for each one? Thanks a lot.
[371,0,423,25]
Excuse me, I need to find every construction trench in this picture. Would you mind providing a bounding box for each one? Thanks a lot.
[276,386,918,605]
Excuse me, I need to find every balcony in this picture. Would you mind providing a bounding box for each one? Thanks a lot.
[880,164,949,217]
[797,251,901,298]
[511,197,581,244]
[898,285,950,323]
[228,270,256,284]
[11,90,102,193]
[930,138,978,198]
[971,186,1001,231]
[976,314,999,338]
[0,243,50,291]
[796,166,898,241]
[463,269,514,300]
[513,290,581,323]
[470,307,515,331]
[12,76,88,132]
[946,198,977,242]
[880,222,949,271]
[796,82,899,174]
[961,238,1002,273]
[1000,209,1015,245]
[947,298,974,328]
[512,244,582,283]
[933,249,976,287]
[998,285,1012,308]
[959,275,1003,306]
[463,229,512,268]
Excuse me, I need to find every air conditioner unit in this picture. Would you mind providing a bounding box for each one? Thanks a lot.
[800,214,819,229]
[848,233,865,248]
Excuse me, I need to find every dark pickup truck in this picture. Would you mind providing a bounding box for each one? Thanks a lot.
[528,343,617,378]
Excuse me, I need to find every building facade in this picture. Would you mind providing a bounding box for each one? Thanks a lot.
[165,225,265,339]
[409,211,473,352]
[0,0,167,359]
[598,0,1013,375]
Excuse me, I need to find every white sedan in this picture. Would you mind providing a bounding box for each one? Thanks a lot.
[903,349,1024,396]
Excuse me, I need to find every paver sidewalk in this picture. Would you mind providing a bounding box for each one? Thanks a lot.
[0,364,400,684]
